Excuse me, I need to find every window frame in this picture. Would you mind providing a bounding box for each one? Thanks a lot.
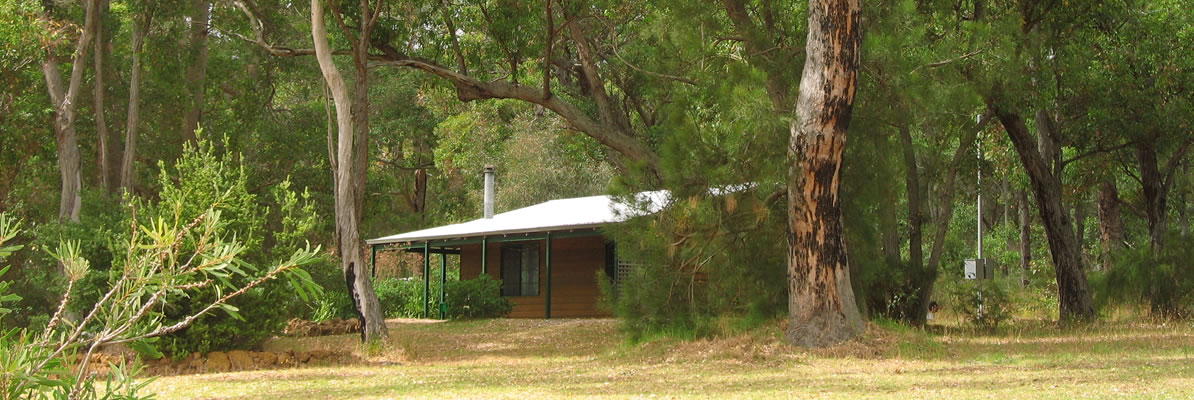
[500,243,540,297]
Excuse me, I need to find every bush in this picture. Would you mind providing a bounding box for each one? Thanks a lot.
[373,274,511,319]
[112,136,326,358]
[374,277,431,318]
[445,274,511,319]
[947,279,1015,332]
[0,205,320,399]
[1094,235,1194,318]
[603,188,788,341]
[305,257,358,322]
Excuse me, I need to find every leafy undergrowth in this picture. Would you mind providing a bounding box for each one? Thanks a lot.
[146,317,1194,399]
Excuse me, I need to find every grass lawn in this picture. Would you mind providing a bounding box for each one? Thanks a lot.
[145,317,1194,399]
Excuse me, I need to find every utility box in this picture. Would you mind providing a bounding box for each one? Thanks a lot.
[965,258,993,280]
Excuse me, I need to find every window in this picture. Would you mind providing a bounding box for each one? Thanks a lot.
[501,244,539,296]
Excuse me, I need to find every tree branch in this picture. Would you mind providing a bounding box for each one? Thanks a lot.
[369,44,660,173]
[1060,140,1136,168]
[1162,137,1194,194]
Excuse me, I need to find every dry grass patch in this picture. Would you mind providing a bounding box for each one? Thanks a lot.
[146,318,1194,399]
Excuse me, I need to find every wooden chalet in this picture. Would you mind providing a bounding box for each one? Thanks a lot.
[366,171,665,319]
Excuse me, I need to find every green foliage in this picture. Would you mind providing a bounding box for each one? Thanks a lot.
[445,275,512,319]
[947,280,1016,332]
[605,188,787,341]
[373,277,431,319]
[114,137,327,358]
[373,274,510,319]
[0,205,320,399]
[304,258,357,322]
[1094,235,1194,318]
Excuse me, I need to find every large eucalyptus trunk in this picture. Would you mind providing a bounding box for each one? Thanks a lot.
[311,0,387,342]
[120,13,150,194]
[181,0,210,143]
[42,0,99,222]
[990,104,1094,321]
[784,0,864,348]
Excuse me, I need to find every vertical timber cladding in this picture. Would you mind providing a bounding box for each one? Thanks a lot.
[460,235,610,318]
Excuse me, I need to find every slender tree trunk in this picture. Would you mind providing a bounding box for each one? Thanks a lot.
[784,0,864,348]
[989,102,1094,321]
[92,0,112,192]
[120,13,150,194]
[1002,178,1011,227]
[311,0,386,342]
[915,115,989,325]
[878,192,900,271]
[1073,193,1087,255]
[350,0,370,225]
[1181,190,1189,237]
[42,0,99,222]
[1096,180,1123,270]
[1136,135,1168,252]
[1019,189,1031,287]
[181,0,210,143]
[897,124,930,322]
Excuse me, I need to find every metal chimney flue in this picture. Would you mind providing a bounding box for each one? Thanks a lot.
[483,165,495,219]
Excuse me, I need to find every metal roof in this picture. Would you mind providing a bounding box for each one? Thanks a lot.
[365,191,670,246]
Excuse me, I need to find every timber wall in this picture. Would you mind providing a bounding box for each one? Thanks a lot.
[459,235,610,318]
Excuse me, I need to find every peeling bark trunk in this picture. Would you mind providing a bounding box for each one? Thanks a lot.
[42,0,99,222]
[784,0,864,348]
[181,0,210,143]
[1019,190,1031,287]
[311,0,386,342]
[120,13,150,194]
[990,103,1094,321]
[1096,180,1123,270]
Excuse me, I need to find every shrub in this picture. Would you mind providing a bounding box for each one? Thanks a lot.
[373,274,511,319]
[947,279,1015,332]
[305,257,357,322]
[374,277,432,318]
[1094,235,1194,318]
[108,136,326,358]
[0,205,320,399]
[445,275,512,319]
[603,187,788,340]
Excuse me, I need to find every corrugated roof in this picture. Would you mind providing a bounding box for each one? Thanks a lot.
[365,191,670,245]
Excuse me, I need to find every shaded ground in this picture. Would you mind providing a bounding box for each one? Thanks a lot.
[145,318,1194,399]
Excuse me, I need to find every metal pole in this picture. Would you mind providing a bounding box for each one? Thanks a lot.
[545,233,552,319]
[976,120,985,314]
[977,135,983,260]
[423,243,430,319]
[481,237,488,276]
[370,244,377,281]
[440,252,447,319]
